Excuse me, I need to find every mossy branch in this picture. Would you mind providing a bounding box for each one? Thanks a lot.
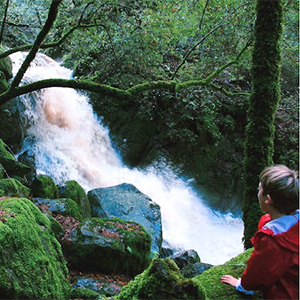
[127,80,177,95]
[204,37,253,83]
[0,79,131,105]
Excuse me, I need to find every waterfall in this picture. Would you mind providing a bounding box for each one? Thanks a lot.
[10,52,244,265]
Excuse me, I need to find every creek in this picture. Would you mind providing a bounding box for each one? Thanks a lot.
[11,52,244,265]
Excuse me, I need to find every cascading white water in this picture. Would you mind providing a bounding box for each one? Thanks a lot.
[11,52,244,265]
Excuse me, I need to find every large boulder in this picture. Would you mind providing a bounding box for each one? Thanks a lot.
[0,198,70,299]
[58,180,91,218]
[196,248,263,299]
[63,217,151,277]
[116,258,206,300]
[88,183,162,255]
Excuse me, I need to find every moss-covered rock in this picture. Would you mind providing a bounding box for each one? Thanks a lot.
[31,174,59,198]
[70,286,101,299]
[64,217,151,277]
[116,258,206,300]
[0,198,70,299]
[58,180,91,218]
[33,197,83,220]
[0,138,31,177]
[196,248,263,299]
[0,178,31,198]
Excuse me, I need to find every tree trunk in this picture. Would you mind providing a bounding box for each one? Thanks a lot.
[242,0,283,249]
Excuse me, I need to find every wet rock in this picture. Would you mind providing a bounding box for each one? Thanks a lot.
[33,197,83,220]
[170,249,201,268]
[88,183,162,255]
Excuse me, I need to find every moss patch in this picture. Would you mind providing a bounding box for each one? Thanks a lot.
[0,178,31,198]
[117,258,206,300]
[58,180,91,218]
[0,198,70,299]
[31,174,59,199]
[196,249,263,299]
[64,217,151,276]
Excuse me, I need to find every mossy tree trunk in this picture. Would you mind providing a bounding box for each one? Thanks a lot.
[242,0,283,249]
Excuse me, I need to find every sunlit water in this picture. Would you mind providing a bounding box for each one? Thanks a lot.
[10,52,244,265]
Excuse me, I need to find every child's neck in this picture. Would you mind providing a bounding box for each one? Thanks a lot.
[269,211,286,220]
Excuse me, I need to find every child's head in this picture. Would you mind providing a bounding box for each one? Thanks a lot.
[259,165,299,214]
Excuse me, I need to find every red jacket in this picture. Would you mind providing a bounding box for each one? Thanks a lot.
[241,211,299,299]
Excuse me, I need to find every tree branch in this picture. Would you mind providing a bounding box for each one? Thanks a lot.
[0,78,130,105]
[171,2,250,80]
[0,0,10,44]
[10,0,63,89]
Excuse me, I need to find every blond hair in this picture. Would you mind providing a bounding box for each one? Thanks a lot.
[260,165,299,214]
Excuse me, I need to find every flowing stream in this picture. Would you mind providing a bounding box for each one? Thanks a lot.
[11,52,244,265]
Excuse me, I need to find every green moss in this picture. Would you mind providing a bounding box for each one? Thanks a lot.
[33,197,83,220]
[31,174,59,199]
[196,249,263,300]
[0,178,31,198]
[117,258,206,300]
[64,217,151,276]
[0,44,13,80]
[242,0,283,248]
[58,180,91,218]
[70,287,101,299]
[0,198,70,299]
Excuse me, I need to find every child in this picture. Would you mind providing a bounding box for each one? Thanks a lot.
[221,165,299,299]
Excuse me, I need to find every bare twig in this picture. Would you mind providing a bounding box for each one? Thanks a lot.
[0,0,10,44]
[171,2,250,80]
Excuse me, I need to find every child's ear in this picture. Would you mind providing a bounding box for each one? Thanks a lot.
[265,194,273,205]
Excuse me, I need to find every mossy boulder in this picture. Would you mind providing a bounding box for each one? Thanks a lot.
[196,248,263,299]
[0,138,31,177]
[31,174,59,198]
[70,286,101,299]
[0,198,70,299]
[89,183,162,255]
[116,258,206,300]
[58,180,91,218]
[33,197,83,220]
[0,178,31,198]
[63,217,151,277]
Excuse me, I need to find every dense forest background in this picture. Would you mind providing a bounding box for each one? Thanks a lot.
[0,0,298,214]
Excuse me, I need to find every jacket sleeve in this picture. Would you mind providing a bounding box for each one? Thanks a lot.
[241,233,293,291]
